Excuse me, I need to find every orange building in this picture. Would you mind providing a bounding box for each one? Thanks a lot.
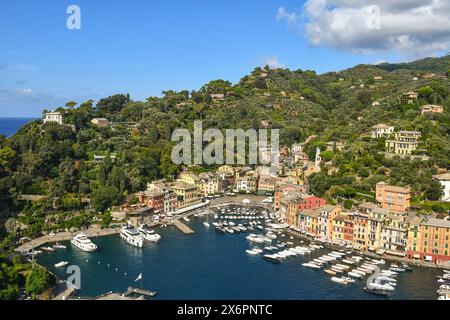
[376,182,411,212]
[407,218,450,263]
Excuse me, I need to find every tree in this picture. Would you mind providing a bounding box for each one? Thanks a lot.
[25,267,55,299]
[91,186,122,213]
[65,101,77,109]
[0,147,16,174]
[96,94,131,116]
[424,180,444,201]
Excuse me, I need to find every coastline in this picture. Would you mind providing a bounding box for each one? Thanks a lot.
[15,226,121,253]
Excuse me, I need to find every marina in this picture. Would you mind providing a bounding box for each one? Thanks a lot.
[35,205,444,300]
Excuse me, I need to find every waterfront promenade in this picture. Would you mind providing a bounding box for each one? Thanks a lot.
[15,226,121,253]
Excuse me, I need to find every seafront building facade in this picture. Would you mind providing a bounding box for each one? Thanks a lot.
[407,218,450,263]
[278,186,450,264]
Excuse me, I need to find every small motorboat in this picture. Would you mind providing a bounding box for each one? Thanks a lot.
[364,286,392,296]
[263,254,282,263]
[348,272,363,279]
[331,277,348,285]
[215,227,226,234]
[225,227,235,234]
[302,262,321,270]
[41,246,55,252]
[203,221,210,228]
[54,261,69,268]
[183,217,190,222]
[246,249,260,255]
[325,269,337,276]
[53,243,67,249]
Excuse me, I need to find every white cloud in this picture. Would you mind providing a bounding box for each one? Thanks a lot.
[17,88,34,96]
[277,1,450,57]
[262,57,285,69]
[276,7,299,25]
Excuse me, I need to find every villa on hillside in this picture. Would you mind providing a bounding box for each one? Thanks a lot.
[385,131,422,155]
[43,111,64,125]
[91,118,109,127]
[421,104,444,115]
[401,92,419,104]
[371,124,394,139]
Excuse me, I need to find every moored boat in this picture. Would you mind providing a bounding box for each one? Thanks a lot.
[120,226,144,248]
[71,233,98,252]
[137,224,161,243]
[54,261,69,268]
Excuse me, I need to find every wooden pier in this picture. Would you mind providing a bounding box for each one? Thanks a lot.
[172,219,195,234]
[124,287,157,298]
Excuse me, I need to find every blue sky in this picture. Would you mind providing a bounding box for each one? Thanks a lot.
[1,0,449,117]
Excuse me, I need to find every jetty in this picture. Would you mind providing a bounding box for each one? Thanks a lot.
[124,287,157,298]
[15,227,120,253]
[172,219,195,234]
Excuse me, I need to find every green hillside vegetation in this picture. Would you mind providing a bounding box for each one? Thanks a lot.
[0,57,449,292]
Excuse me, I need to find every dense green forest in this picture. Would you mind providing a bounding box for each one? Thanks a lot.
[0,55,449,298]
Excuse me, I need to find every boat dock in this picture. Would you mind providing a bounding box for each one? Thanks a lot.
[172,219,195,234]
[124,287,157,298]
[15,227,121,253]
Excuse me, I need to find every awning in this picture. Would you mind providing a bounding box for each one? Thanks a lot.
[413,254,420,259]
[425,255,433,262]
[386,250,406,257]
[368,246,376,252]
[376,249,386,255]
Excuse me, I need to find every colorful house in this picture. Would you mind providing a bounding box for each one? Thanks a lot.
[376,182,411,212]
[317,205,341,240]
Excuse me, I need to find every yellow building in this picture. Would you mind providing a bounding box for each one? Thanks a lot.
[367,207,389,251]
[170,182,200,209]
[279,192,300,227]
[318,205,340,240]
[178,172,200,185]
[217,165,235,176]
[406,216,423,260]
[299,208,320,236]
[385,131,421,155]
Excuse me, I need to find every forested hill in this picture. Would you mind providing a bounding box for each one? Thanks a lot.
[0,55,449,239]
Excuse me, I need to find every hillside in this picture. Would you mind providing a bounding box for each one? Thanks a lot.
[0,54,449,242]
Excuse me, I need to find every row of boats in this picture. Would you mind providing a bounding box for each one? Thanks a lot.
[301,250,414,296]
[437,270,450,300]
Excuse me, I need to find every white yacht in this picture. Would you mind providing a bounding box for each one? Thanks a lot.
[137,224,161,243]
[120,226,144,248]
[71,233,98,252]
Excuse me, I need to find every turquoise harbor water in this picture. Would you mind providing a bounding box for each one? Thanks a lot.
[37,208,442,300]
